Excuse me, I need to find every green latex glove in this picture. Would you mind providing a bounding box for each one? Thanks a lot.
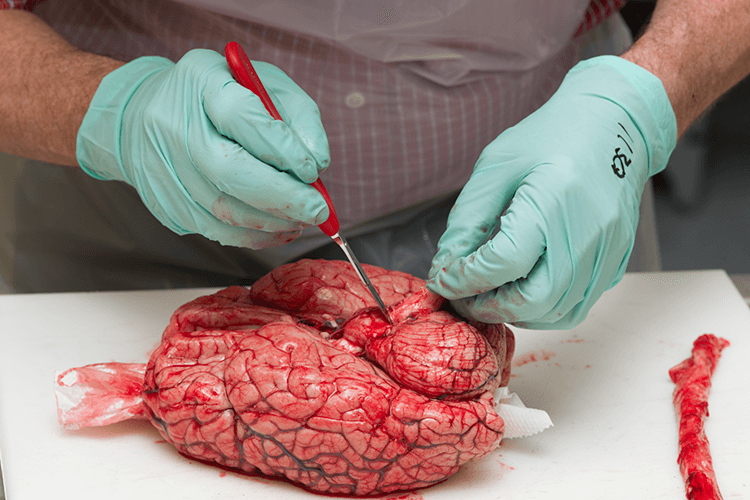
[427,56,677,329]
[77,49,330,248]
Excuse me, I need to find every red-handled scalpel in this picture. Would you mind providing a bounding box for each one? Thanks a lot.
[225,41,393,324]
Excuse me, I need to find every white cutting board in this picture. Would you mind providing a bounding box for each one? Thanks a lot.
[0,271,748,500]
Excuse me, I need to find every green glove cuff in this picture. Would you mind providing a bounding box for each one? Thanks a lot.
[76,57,174,183]
[570,55,678,177]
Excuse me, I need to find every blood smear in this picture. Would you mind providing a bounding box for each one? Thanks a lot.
[380,493,424,500]
[669,334,729,500]
[496,455,515,477]
[512,349,555,367]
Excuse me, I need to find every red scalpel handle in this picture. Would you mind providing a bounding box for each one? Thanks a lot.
[224,41,340,237]
[308,179,340,237]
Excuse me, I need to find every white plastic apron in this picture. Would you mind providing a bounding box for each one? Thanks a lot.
[172,0,593,86]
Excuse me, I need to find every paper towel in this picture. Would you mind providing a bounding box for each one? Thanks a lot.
[494,387,553,439]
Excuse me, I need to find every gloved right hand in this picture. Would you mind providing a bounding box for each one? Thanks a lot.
[77,49,330,248]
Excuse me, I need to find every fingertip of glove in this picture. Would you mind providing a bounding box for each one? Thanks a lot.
[247,230,303,250]
[425,274,446,297]
[314,153,331,174]
[210,226,303,250]
[428,238,463,282]
[296,158,321,183]
[425,264,466,301]
[456,292,525,324]
[312,205,330,226]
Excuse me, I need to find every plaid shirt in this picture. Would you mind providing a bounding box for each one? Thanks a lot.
[2,0,627,228]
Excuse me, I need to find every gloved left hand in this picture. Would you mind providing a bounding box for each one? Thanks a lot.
[427,56,677,329]
[77,49,330,249]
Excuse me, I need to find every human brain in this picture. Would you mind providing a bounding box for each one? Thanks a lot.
[57,259,514,496]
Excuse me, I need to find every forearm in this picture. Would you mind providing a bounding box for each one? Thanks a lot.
[0,10,124,166]
[621,0,750,138]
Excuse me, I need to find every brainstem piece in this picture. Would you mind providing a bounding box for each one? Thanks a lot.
[57,259,514,496]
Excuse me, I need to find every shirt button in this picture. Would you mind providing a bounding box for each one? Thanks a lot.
[345,91,366,108]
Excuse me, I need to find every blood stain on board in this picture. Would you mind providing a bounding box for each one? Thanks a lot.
[379,492,424,500]
[512,349,556,367]
[496,454,516,478]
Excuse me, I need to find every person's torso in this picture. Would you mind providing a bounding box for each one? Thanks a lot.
[32,0,599,227]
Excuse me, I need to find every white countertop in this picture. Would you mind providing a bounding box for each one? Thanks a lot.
[729,273,750,305]
[1,270,749,499]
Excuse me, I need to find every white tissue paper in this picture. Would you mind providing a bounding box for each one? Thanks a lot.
[494,387,553,439]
